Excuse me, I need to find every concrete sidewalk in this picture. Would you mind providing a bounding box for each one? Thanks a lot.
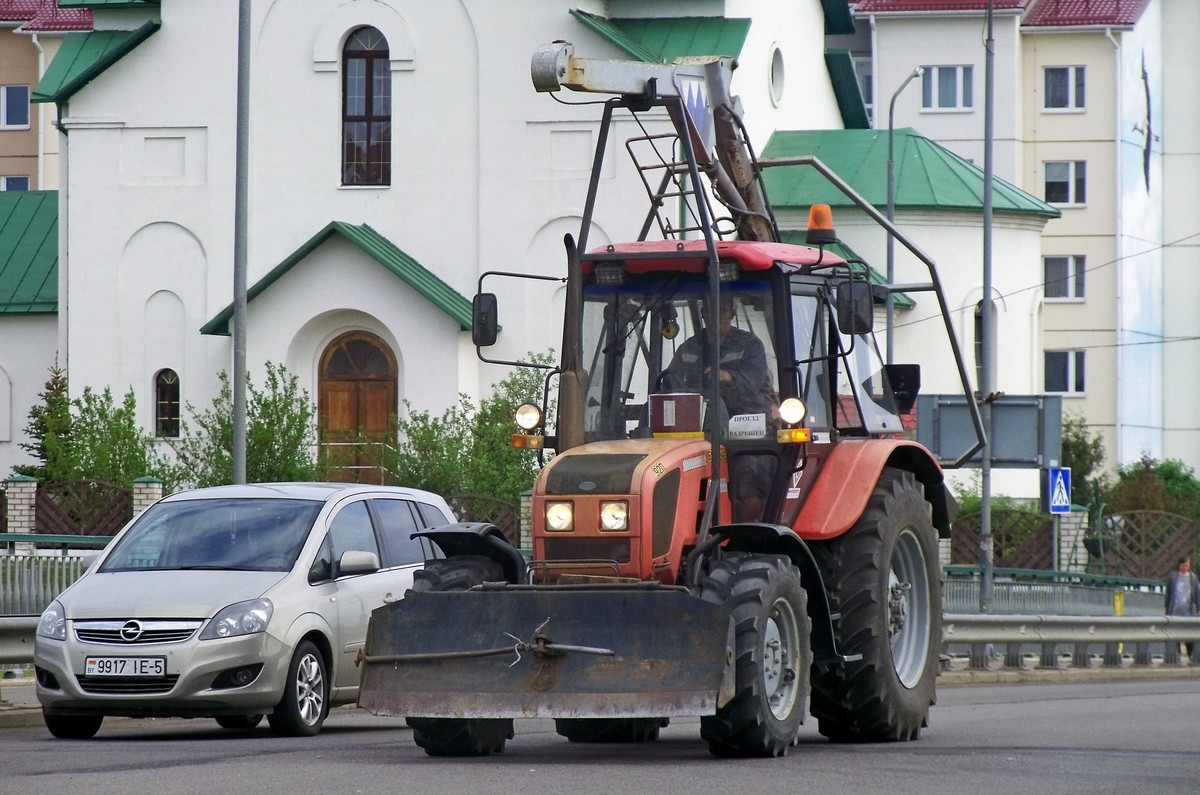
[0,675,44,729]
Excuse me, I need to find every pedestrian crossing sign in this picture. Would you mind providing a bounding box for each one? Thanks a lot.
[1048,467,1071,514]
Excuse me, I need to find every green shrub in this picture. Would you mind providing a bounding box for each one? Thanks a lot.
[171,362,319,488]
[13,365,175,490]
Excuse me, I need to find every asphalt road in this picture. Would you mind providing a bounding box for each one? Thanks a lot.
[3,679,1199,795]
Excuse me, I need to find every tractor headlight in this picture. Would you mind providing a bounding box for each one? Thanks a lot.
[778,397,807,426]
[546,501,574,531]
[599,501,629,531]
[515,403,542,431]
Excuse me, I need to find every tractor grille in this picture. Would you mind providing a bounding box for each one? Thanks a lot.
[545,454,646,495]
[77,676,179,695]
[74,620,202,646]
[543,537,631,564]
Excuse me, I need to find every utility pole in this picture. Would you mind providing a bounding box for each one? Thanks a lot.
[979,0,996,612]
[232,0,250,484]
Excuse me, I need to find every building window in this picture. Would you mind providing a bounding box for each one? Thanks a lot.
[921,65,972,111]
[1044,160,1086,205]
[1044,66,1084,110]
[853,55,873,122]
[0,176,28,191]
[1044,350,1085,394]
[155,369,180,438]
[1044,255,1085,300]
[342,26,391,186]
[0,85,29,129]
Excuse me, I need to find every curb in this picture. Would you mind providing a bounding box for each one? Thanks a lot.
[939,665,1200,685]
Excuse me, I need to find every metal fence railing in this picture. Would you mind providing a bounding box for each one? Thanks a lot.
[0,554,93,615]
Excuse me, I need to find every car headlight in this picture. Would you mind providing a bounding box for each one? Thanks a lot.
[599,501,629,531]
[545,501,574,531]
[200,599,273,640]
[37,600,66,641]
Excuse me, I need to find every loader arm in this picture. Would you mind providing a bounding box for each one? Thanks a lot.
[531,41,776,242]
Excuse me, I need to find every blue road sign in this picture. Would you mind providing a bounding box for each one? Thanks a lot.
[1048,466,1072,515]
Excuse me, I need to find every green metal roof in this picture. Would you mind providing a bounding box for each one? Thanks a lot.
[33,20,161,105]
[200,222,473,336]
[825,49,870,130]
[779,231,915,310]
[821,0,857,35]
[762,128,1061,218]
[0,191,58,315]
[569,9,750,62]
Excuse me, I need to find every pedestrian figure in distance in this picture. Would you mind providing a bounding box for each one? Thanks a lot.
[1165,557,1198,662]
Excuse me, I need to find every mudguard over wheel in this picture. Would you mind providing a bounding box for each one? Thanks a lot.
[809,467,941,743]
[43,712,103,739]
[268,640,328,737]
[405,556,515,757]
[554,717,668,743]
[699,553,811,757]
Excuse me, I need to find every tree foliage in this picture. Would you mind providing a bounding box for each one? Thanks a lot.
[14,363,72,480]
[1106,456,1200,526]
[171,362,319,488]
[385,355,552,504]
[1060,411,1106,509]
[13,365,174,490]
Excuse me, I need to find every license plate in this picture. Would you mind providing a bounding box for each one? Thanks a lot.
[85,656,166,677]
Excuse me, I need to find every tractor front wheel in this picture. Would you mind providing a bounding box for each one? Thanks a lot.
[809,467,941,742]
[700,553,811,757]
[405,556,515,757]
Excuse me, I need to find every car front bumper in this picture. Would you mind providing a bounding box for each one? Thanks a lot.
[35,629,294,718]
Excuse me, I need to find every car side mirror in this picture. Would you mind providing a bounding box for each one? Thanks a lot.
[336,550,380,577]
[835,280,873,335]
[473,293,499,347]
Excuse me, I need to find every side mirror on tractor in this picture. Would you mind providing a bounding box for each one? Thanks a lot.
[835,279,874,335]
[885,363,921,415]
[473,293,499,347]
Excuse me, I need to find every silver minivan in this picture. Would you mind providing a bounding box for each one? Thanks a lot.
[34,482,453,738]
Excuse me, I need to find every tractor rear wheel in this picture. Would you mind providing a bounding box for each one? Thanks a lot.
[554,717,668,743]
[405,556,515,757]
[809,467,941,742]
[699,553,810,757]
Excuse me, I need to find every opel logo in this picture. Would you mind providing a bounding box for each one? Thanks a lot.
[120,620,144,642]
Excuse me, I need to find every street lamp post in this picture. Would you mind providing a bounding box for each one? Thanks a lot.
[886,66,924,364]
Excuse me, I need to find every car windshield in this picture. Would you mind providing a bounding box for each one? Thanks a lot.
[98,498,323,573]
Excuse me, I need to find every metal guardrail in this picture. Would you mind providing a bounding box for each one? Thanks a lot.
[0,616,37,666]
[942,614,1200,669]
[0,533,113,556]
[2,613,1199,672]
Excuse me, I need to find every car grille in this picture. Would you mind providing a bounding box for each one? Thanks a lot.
[77,676,180,695]
[74,620,203,646]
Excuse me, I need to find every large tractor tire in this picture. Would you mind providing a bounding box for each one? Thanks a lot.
[809,467,941,743]
[405,556,515,757]
[554,717,668,743]
[699,553,811,757]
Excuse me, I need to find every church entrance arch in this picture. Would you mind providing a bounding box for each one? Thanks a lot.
[318,331,397,483]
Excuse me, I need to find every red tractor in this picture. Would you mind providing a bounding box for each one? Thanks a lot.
[359,42,983,758]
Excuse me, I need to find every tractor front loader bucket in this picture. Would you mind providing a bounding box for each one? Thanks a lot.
[358,585,734,720]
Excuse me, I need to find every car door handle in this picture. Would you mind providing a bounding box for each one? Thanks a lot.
[383,592,398,603]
